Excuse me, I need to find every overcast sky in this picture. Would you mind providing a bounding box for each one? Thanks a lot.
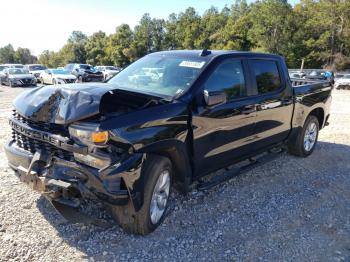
[0,0,299,56]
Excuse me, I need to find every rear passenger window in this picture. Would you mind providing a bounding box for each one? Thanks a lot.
[250,60,281,94]
[204,60,246,100]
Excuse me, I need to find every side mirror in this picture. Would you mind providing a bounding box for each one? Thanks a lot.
[203,90,227,106]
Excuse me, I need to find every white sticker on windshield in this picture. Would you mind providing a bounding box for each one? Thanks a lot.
[179,61,205,69]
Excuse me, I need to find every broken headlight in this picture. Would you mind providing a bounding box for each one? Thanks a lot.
[69,124,109,147]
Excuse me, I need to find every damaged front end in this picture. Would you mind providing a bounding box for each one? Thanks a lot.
[5,118,144,210]
[4,84,164,215]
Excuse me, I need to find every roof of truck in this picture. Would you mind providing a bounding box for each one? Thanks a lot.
[149,50,283,60]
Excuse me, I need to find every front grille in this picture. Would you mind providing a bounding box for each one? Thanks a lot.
[11,110,73,160]
[20,79,33,85]
[12,111,69,136]
[65,79,75,83]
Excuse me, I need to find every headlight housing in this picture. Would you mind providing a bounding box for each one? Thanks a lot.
[69,124,109,147]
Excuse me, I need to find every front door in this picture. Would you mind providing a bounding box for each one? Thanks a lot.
[192,59,257,176]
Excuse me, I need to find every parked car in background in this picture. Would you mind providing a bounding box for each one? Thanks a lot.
[334,74,350,90]
[4,50,332,235]
[289,71,306,79]
[3,64,25,69]
[334,73,345,81]
[305,70,326,81]
[0,68,36,87]
[65,63,103,82]
[40,69,77,85]
[25,64,47,81]
[95,66,121,80]
[0,65,8,83]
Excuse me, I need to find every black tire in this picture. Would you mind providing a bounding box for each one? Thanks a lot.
[110,155,172,235]
[52,79,56,85]
[288,115,319,157]
[9,81,13,88]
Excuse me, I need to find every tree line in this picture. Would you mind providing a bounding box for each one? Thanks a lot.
[0,0,349,70]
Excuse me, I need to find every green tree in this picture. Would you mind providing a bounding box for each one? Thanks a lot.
[107,24,135,67]
[0,44,16,63]
[164,13,179,49]
[177,7,201,49]
[247,0,293,55]
[85,31,110,65]
[14,47,37,64]
[59,31,88,64]
[196,7,228,49]
[38,50,63,68]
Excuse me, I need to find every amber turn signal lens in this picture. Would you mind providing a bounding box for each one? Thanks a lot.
[91,131,109,144]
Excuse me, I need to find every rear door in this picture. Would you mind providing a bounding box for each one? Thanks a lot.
[192,58,258,176]
[247,59,294,148]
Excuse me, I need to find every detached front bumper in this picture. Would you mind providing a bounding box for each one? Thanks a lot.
[4,139,144,209]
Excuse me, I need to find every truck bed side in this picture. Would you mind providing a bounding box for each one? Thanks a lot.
[290,78,332,130]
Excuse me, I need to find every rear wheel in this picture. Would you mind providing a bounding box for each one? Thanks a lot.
[110,155,172,235]
[288,115,319,157]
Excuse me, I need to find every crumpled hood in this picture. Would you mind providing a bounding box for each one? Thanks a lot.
[13,83,118,124]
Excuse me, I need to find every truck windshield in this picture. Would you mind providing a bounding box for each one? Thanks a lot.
[108,55,207,97]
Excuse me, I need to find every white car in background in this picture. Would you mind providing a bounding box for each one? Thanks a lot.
[24,64,47,80]
[95,66,121,80]
[3,64,24,69]
[335,74,350,90]
[40,69,77,85]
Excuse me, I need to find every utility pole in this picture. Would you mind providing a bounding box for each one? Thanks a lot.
[300,58,304,72]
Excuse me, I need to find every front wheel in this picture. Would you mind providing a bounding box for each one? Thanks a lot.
[110,155,172,235]
[288,115,319,157]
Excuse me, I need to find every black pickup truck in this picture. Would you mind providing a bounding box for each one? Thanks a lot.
[5,50,332,234]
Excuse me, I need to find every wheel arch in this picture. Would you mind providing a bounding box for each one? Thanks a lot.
[308,107,325,129]
[137,139,192,194]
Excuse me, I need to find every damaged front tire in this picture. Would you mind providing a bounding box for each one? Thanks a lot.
[110,155,172,235]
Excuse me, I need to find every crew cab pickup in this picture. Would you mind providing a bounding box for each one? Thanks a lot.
[5,50,332,235]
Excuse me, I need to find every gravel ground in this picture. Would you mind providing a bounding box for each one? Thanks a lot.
[0,85,349,261]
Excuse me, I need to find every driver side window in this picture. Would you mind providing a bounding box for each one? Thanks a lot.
[204,59,246,101]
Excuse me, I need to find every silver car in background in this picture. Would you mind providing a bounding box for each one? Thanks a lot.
[2,64,25,69]
[0,68,36,87]
[25,64,47,81]
[95,65,121,80]
[334,74,350,90]
[40,68,77,85]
